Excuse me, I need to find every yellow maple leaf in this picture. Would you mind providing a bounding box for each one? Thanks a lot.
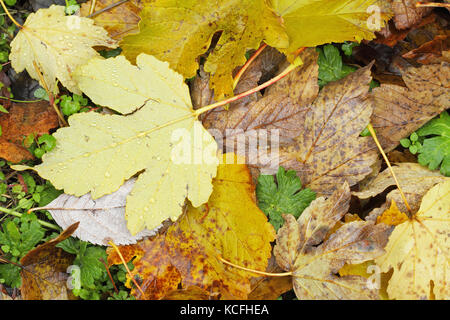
[108,154,276,299]
[375,180,450,299]
[13,53,218,235]
[271,0,391,60]
[10,5,116,94]
[376,200,409,226]
[120,0,288,99]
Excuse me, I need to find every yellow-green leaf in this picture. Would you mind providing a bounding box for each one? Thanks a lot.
[120,0,289,99]
[13,54,218,235]
[271,0,391,60]
[10,5,117,94]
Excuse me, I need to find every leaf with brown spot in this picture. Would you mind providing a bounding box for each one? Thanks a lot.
[354,163,449,213]
[375,180,450,299]
[20,223,79,300]
[371,62,450,152]
[0,101,59,163]
[274,183,391,300]
[200,48,318,147]
[108,154,275,299]
[260,64,378,195]
[81,0,143,41]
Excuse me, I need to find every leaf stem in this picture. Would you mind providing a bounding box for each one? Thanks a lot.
[0,206,61,230]
[415,2,450,8]
[108,241,146,299]
[195,56,302,117]
[0,0,22,28]
[233,43,267,89]
[87,0,128,18]
[0,96,43,103]
[367,123,412,214]
[218,256,292,277]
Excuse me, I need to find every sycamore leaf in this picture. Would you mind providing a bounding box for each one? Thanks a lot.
[274,182,391,299]
[10,5,117,94]
[80,0,142,40]
[256,167,316,230]
[375,180,450,299]
[107,155,275,299]
[270,64,378,195]
[376,200,409,226]
[271,0,391,60]
[20,223,78,300]
[13,53,218,235]
[45,179,158,246]
[370,62,450,152]
[120,0,289,99]
[354,163,449,213]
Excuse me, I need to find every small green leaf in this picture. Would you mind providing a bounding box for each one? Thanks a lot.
[256,167,316,230]
[400,138,411,148]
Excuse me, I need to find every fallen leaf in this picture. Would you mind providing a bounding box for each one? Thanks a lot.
[20,223,79,300]
[266,64,378,195]
[10,5,117,94]
[44,179,158,246]
[200,48,319,147]
[13,54,218,235]
[272,0,391,60]
[0,101,59,163]
[370,62,450,151]
[108,155,275,299]
[354,163,449,213]
[375,180,450,299]
[376,200,409,226]
[274,182,391,299]
[391,0,433,30]
[81,0,143,40]
[162,286,211,300]
[402,35,450,64]
[120,0,289,98]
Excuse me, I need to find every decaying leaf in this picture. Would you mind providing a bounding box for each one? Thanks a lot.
[0,101,59,163]
[271,0,391,60]
[13,54,218,235]
[267,64,378,195]
[120,0,289,98]
[402,35,450,64]
[371,62,450,151]
[108,156,275,299]
[391,0,433,30]
[274,182,391,299]
[20,223,78,300]
[81,0,143,40]
[375,180,450,299]
[354,163,449,213]
[10,5,117,94]
[45,179,158,246]
[200,48,319,146]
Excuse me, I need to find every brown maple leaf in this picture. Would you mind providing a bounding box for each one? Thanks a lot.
[0,101,59,163]
[371,61,449,152]
[274,183,391,300]
[391,0,433,30]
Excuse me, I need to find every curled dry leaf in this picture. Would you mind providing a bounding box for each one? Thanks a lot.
[274,182,391,300]
[402,35,450,64]
[371,62,450,152]
[20,223,79,300]
[81,0,143,40]
[45,179,158,246]
[0,101,59,163]
[108,155,275,299]
[10,5,117,94]
[375,180,450,299]
[354,163,449,213]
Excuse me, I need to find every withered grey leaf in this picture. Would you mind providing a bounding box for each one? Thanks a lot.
[45,179,159,245]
